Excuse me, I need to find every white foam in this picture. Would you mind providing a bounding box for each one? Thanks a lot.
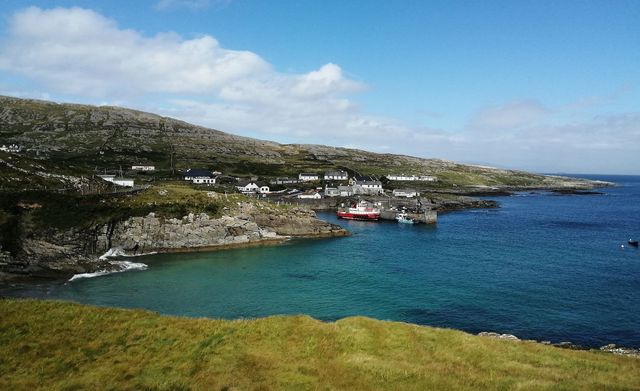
[99,247,157,260]
[69,260,148,281]
[99,247,127,260]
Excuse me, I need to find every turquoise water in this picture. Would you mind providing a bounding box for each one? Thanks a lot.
[3,175,640,347]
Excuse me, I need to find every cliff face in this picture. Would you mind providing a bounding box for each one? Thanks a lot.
[103,213,280,253]
[0,206,347,280]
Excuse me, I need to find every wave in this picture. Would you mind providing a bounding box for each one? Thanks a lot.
[69,260,148,282]
[69,247,155,281]
[99,247,157,260]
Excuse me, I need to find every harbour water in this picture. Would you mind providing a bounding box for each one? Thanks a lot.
[3,175,639,348]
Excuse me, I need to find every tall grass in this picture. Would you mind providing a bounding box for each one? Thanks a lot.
[1,299,638,390]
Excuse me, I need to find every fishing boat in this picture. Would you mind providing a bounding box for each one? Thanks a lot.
[336,201,380,221]
[395,211,416,224]
[629,239,639,247]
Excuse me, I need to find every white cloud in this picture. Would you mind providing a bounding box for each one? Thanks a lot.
[0,7,269,96]
[0,7,638,174]
[0,7,388,143]
[420,112,640,173]
[469,99,549,130]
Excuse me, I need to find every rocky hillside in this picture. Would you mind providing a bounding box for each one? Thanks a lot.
[0,95,606,189]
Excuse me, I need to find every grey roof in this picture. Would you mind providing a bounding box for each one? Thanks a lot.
[354,175,377,182]
[184,168,213,178]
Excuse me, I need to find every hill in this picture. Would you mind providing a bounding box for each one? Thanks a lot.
[0,95,605,189]
[1,299,638,390]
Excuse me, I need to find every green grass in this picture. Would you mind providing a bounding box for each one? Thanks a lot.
[1,299,638,390]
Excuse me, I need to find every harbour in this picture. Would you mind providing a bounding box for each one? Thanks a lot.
[4,175,639,349]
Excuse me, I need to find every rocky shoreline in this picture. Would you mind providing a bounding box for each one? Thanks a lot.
[478,332,640,358]
[0,204,347,282]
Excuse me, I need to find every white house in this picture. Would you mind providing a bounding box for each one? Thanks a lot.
[337,185,354,197]
[98,175,134,187]
[192,177,216,185]
[183,168,215,181]
[352,176,384,195]
[393,188,420,198]
[270,177,300,185]
[0,144,21,153]
[324,187,340,197]
[298,173,319,182]
[237,181,260,194]
[297,192,322,199]
[387,174,418,181]
[355,181,383,195]
[387,174,437,182]
[131,165,155,171]
[236,181,269,194]
[324,170,349,181]
[114,178,135,187]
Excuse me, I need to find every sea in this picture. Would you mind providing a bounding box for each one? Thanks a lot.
[2,174,639,348]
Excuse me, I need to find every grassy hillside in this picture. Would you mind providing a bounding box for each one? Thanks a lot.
[0,95,604,189]
[1,299,638,390]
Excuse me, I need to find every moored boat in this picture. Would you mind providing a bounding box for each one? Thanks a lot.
[337,201,381,221]
[395,211,416,224]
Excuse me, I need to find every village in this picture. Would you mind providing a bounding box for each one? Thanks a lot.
[0,143,441,223]
[87,161,440,224]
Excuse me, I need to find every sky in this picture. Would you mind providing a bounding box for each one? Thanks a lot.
[0,0,638,174]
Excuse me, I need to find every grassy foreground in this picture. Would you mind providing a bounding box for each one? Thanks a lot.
[1,300,638,390]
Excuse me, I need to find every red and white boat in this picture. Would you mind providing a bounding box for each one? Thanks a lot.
[336,201,381,221]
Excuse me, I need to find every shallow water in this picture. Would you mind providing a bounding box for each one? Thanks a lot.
[3,175,640,347]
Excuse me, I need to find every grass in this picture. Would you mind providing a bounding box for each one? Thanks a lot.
[1,299,638,390]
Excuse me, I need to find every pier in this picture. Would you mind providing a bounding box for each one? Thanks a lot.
[379,208,437,224]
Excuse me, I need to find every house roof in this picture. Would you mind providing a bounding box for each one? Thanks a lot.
[325,170,348,176]
[183,168,213,178]
[353,175,378,182]
[299,173,318,176]
[237,180,269,187]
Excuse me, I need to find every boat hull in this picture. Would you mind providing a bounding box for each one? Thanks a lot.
[337,211,380,221]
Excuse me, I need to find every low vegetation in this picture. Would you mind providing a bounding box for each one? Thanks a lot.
[0,299,638,390]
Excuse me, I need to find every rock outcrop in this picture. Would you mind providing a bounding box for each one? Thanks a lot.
[101,213,281,253]
[0,206,347,280]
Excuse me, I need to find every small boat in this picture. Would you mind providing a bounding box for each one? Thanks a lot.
[629,239,639,247]
[337,201,380,221]
[395,211,416,224]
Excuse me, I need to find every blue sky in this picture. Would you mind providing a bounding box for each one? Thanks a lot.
[0,0,638,173]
